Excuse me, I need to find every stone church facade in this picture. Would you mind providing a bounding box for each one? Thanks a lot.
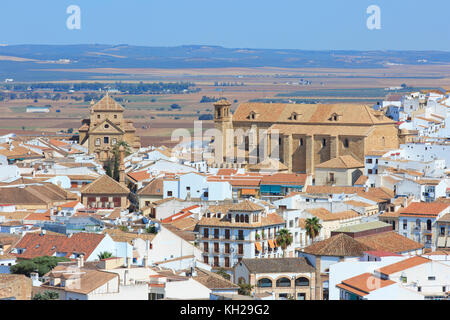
[79,95,141,163]
[213,100,399,174]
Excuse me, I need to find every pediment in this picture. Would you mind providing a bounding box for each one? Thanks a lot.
[90,119,124,134]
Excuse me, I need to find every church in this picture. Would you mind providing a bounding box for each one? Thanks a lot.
[213,99,399,174]
[78,94,141,163]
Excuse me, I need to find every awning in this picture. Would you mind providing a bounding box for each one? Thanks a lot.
[273,240,278,247]
[241,188,257,195]
[268,239,275,249]
[255,242,262,252]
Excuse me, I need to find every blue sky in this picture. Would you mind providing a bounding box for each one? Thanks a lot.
[1,0,449,50]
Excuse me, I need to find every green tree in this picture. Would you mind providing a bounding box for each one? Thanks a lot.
[238,283,254,296]
[216,268,230,280]
[145,225,157,234]
[32,290,59,300]
[97,251,113,260]
[119,225,129,232]
[305,217,322,243]
[10,256,70,277]
[275,228,293,258]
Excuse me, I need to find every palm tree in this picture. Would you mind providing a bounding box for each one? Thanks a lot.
[98,251,113,260]
[238,283,254,296]
[305,217,322,243]
[276,228,293,258]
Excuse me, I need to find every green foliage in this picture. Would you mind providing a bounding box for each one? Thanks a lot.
[216,268,230,280]
[145,226,157,234]
[10,256,71,277]
[97,251,113,260]
[305,217,322,242]
[119,225,129,232]
[32,290,59,300]
[238,283,254,296]
[276,228,293,258]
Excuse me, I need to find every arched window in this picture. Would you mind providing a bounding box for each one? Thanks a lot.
[300,138,304,146]
[235,215,240,223]
[344,138,349,148]
[276,277,291,287]
[244,215,249,223]
[295,277,309,287]
[257,278,273,288]
[322,139,327,147]
[427,219,432,231]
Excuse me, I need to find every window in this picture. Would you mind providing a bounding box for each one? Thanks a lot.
[322,139,327,147]
[104,124,109,129]
[426,220,432,231]
[276,277,291,287]
[368,169,373,174]
[97,114,100,119]
[366,158,373,164]
[295,277,309,287]
[257,278,273,288]
[403,220,407,230]
[300,138,304,146]
[343,138,349,148]
[428,276,436,281]
[112,138,117,145]
[95,138,100,146]
[418,286,422,292]
[440,227,445,236]
[244,215,249,223]
[104,137,109,144]
[167,191,173,197]
[114,114,117,119]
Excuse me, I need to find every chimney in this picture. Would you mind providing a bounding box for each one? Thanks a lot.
[143,255,148,268]
[79,254,84,268]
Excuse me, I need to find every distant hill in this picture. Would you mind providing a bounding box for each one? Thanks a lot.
[0,44,449,81]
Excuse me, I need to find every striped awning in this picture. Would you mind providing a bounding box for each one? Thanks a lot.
[255,242,262,252]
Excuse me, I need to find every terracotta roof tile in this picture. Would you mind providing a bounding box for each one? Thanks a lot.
[376,256,430,276]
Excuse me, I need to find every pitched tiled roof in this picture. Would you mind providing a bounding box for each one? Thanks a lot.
[315,155,364,169]
[337,273,395,297]
[399,202,449,217]
[229,200,264,212]
[354,175,368,186]
[375,256,430,276]
[306,186,364,194]
[242,257,315,273]
[356,231,424,254]
[91,95,124,112]
[43,266,118,295]
[137,178,164,196]
[261,173,307,186]
[233,103,395,125]
[0,183,78,206]
[12,233,106,260]
[248,158,288,171]
[303,233,373,257]
[127,170,151,183]
[81,175,129,195]
[193,268,239,289]
[103,228,155,244]
[305,208,360,222]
